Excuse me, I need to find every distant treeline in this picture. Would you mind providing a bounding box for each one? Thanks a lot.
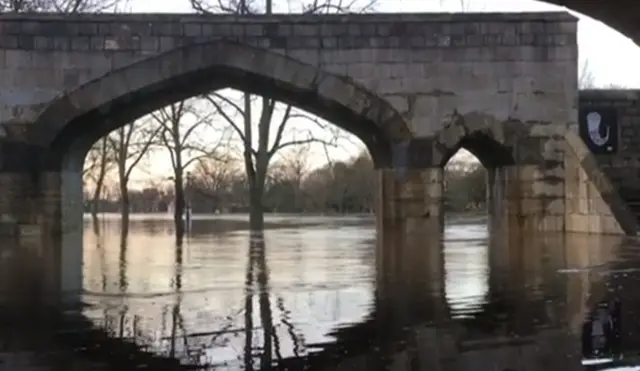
[85,153,487,215]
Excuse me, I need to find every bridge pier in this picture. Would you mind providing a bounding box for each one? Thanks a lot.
[487,164,566,237]
[376,167,444,289]
[0,169,57,315]
[0,139,85,316]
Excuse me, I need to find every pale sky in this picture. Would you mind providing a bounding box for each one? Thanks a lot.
[112,0,640,189]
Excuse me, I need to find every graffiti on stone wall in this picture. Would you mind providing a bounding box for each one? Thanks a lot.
[579,107,618,154]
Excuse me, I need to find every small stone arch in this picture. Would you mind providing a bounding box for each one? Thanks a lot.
[434,112,529,168]
[30,39,413,168]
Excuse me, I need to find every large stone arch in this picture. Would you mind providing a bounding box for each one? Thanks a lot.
[26,39,414,298]
[30,39,413,168]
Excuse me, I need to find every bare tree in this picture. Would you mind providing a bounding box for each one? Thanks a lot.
[151,99,228,242]
[270,145,311,211]
[83,137,113,221]
[0,0,128,13]
[190,0,377,14]
[191,155,240,210]
[203,94,341,228]
[107,119,159,225]
[194,0,374,229]
[579,58,596,89]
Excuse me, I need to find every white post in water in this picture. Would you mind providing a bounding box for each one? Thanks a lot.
[185,202,192,231]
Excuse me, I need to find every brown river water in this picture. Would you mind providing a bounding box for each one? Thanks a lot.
[2,213,640,370]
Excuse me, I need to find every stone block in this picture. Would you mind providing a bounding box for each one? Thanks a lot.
[532,180,564,197]
[588,215,601,233]
[545,198,565,215]
[394,178,422,199]
[590,193,610,215]
[395,199,431,218]
[567,214,588,232]
[503,180,524,199]
[540,215,564,232]
[565,196,578,214]
[19,223,41,242]
[422,168,443,183]
[518,215,541,233]
[577,197,589,214]
[521,198,543,215]
[428,202,443,217]
[426,183,443,199]
[518,165,541,181]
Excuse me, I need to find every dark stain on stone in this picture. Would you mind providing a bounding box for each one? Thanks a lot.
[406,138,435,169]
[512,138,546,165]
[538,194,560,215]
[543,175,564,186]
[404,95,418,121]
[502,119,529,143]
[542,159,564,169]
[423,90,456,97]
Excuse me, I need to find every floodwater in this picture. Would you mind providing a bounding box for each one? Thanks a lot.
[6,214,640,370]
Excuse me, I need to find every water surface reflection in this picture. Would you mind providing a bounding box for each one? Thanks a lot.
[75,214,640,370]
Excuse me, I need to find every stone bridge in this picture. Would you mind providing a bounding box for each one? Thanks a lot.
[0,11,636,310]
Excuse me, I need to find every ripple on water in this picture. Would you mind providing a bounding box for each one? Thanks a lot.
[67,215,640,368]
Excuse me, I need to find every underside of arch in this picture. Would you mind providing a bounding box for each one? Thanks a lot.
[435,113,524,169]
[446,132,516,169]
[30,40,413,168]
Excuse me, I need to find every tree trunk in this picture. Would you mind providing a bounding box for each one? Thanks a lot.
[91,213,100,235]
[91,163,106,219]
[174,171,186,243]
[248,188,264,231]
[116,131,130,226]
[243,238,255,371]
[91,138,109,219]
[118,226,129,293]
[255,233,273,367]
[248,171,266,231]
[119,178,130,226]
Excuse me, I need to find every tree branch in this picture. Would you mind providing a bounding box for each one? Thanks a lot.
[125,123,161,180]
[268,104,293,157]
[202,94,255,156]
[276,137,337,153]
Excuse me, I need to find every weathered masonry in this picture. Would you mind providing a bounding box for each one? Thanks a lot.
[0,11,634,311]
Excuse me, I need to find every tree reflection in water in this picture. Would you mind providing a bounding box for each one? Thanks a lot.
[75,219,640,370]
[115,226,304,369]
[243,229,300,370]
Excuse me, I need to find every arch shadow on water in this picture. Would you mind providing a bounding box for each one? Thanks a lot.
[10,216,640,370]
